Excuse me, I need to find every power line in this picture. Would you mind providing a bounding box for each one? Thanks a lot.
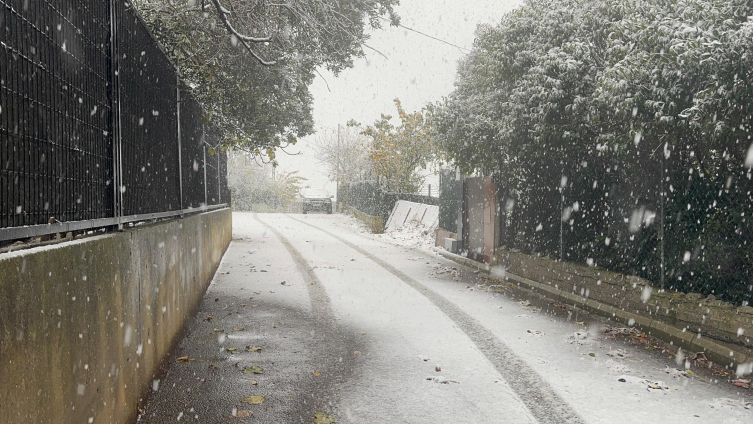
[315,122,337,132]
[380,17,471,53]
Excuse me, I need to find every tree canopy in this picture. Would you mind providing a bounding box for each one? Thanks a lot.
[134,0,400,163]
[430,0,753,303]
[314,125,372,188]
[361,98,435,193]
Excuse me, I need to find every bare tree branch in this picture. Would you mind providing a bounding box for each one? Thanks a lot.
[209,0,276,66]
[363,43,389,60]
[314,69,331,92]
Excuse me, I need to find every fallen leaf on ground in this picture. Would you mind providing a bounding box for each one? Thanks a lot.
[204,315,214,322]
[314,412,337,424]
[243,366,264,374]
[602,325,641,337]
[549,301,573,312]
[313,371,321,377]
[617,375,669,391]
[226,347,237,353]
[353,351,362,355]
[233,327,245,331]
[241,395,265,405]
[732,379,751,389]
[690,352,708,363]
[209,364,219,370]
[215,328,225,333]
[435,366,442,372]
[233,410,253,418]
[176,356,190,362]
[246,346,262,352]
[240,304,247,307]
[251,381,258,386]
[273,324,280,328]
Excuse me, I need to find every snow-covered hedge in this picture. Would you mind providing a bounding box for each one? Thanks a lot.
[430,0,753,304]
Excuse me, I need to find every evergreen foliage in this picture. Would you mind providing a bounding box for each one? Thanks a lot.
[430,0,753,304]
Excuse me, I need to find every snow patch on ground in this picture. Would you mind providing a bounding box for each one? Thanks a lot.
[343,211,436,250]
[343,214,370,234]
[605,360,632,375]
[709,398,753,411]
[377,220,436,250]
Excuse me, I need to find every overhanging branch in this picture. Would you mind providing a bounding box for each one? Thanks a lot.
[210,0,277,66]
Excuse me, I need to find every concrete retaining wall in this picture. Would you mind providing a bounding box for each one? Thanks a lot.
[495,248,753,356]
[435,241,753,369]
[343,205,384,234]
[0,208,232,424]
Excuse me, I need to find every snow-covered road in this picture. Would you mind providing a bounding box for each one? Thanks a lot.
[137,212,753,423]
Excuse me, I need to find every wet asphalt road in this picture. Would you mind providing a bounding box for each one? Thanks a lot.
[136,212,753,424]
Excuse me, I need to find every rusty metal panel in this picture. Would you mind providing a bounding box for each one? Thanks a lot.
[483,177,497,263]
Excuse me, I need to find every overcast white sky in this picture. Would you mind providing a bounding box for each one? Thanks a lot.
[276,0,522,194]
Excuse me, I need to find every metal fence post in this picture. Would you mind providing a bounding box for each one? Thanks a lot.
[217,150,221,203]
[203,125,208,206]
[109,0,123,230]
[177,76,184,215]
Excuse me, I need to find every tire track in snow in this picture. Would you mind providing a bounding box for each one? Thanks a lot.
[253,213,336,327]
[287,215,586,424]
[254,213,370,421]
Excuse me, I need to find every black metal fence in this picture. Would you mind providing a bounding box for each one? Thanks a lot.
[489,144,753,306]
[341,180,438,225]
[0,0,229,242]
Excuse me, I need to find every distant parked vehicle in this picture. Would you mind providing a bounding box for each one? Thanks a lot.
[301,188,333,214]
